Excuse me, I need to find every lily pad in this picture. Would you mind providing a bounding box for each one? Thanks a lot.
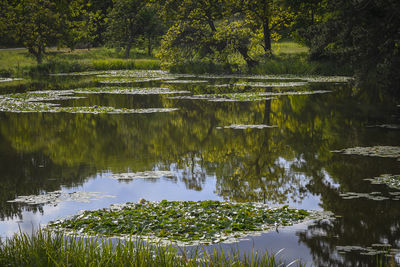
[47,200,319,245]
[364,174,400,190]
[366,124,400,130]
[339,191,390,201]
[336,243,394,256]
[111,171,175,180]
[216,124,277,130]
[75,87,190,95]
[0,78,23,83]
[7,190,115,205]
[332,146,400,161]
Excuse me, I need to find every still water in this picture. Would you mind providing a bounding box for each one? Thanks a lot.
[0,72,399,266]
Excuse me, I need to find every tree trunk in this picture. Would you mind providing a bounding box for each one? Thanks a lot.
[147,36,152,56]
[125,42,132,58]
[263,18,272,56]
[36,46,43,64]
[237,46,258,68]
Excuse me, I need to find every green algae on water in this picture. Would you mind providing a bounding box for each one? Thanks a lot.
[47,200,316,245]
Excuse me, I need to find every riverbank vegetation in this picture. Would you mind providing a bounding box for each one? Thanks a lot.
[0,229,302,267]
[1,0,398,93]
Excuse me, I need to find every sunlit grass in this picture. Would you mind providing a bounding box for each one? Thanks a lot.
[272,42,309,55]
[0,229,303,267]
[0,47,160,76]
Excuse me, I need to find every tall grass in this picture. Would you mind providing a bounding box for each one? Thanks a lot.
[0,229,303,267]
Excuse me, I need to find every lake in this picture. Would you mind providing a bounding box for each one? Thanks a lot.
[0,71,399,266]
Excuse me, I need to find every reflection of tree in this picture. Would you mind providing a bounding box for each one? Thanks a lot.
[297,157,400,266]
[0,130,95,220]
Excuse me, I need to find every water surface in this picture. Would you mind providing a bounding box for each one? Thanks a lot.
[0,72,399,266]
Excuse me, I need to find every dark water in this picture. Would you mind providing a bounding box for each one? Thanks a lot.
[0,73,399,266]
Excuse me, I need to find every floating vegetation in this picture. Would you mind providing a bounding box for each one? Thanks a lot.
[193,74,352,83]
[0,78,23,83]
[216,124,277,130]
[332,146,400,161]
[7,190,115,205]
[111,171,175,181]
[366,124,400,130]
[339,191,395,201]
[364,174,400,190]
[75,87,190,95]
[162,80,208,84]
[8,90,85,102]
[98,78,168,84]
[47,200,317,245]
[169,90,330,102]
[214,82,307,88]
[0,91,179,114]
[57,107,179,114]
[336,244,397,256]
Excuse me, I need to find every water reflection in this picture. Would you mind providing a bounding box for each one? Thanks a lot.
[0,75,399,265]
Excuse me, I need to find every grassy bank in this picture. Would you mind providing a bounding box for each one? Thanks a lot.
[0,42,352,77]
[169,42,352,76]
[0,230,301,267]
[0,47,160,77]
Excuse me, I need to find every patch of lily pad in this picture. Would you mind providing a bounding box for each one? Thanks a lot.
[332,146,400,161]
[8,90,85,102]
[74,87,190,95]
[339,191,392,201]
[336,244,397,256]
[111,171,175,181]
[216,124,277,130]
[364,174,400,190]
[169,90,330,102]
[7,190,115,205]
[0,91,179,114]
[47,200,320,245]
[214,82,307,88]
[366,124,400,130]
[0,78,23,83]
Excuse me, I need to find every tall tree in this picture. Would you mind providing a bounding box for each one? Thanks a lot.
[242,0,296,56]
[11,0,62,64]
[106,0,147,58]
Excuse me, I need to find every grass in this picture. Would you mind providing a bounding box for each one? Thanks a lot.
[0,47,160,77]
[0,42,351,77]
[0,229,303,267]
[169,41,352,76]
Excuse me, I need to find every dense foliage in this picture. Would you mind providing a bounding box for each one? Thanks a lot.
[0,0,398,92]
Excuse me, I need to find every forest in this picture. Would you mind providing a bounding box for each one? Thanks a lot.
[1,0,399,94]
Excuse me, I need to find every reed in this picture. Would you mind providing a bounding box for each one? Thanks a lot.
[0,229,304,267]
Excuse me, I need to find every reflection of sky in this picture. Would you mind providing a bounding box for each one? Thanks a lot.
[0,170,320,266]
[0,172,223,238]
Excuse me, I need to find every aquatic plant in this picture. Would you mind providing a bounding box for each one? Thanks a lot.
[111,171,175,181]
[364,174,400,190]
[216,125,277,130]
[332,146,400,161]
[48,200,313,245]
[7,191,115,205]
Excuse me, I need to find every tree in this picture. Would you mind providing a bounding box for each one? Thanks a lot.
[242,0,296,56]
[304,0,400,93]
[10,0,62,64]
[106,0,147,58]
